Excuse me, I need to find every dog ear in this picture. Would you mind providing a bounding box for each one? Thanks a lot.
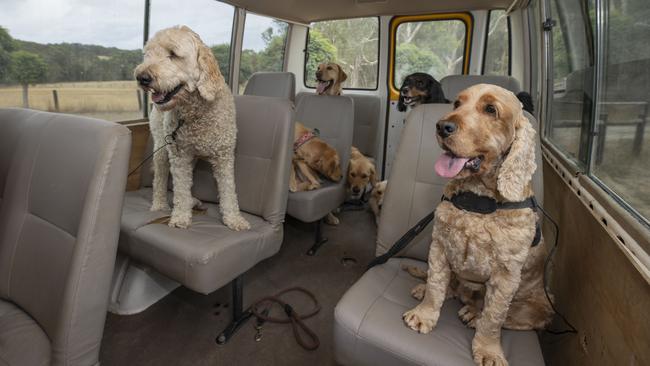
[196,41,223,101]
[338,67,348,83]
[497,112,537,202]
[428,79,447,104]
[369,165,378,187]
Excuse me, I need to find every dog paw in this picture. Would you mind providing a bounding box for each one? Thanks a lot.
[403,305,439,334]
[325,213,340,226]
[410,284,426,301]
[458,305,480,328]
[472,336,508,366]
[151,201,170,211]
[168,213,191,229]
[223,214,251,231]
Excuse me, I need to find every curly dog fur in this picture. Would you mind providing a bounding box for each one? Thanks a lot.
[134,25,250,231]
[402,84,552,366]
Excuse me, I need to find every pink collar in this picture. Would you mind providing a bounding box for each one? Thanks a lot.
[294,130,318,151]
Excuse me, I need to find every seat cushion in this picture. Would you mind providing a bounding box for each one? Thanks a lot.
[286,181,346,223]
[334,258,544,366]
[120,188,282,294]
[0,300,50,366]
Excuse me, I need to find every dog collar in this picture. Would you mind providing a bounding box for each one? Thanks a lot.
[442,191,541,247]
[293,128,320,152]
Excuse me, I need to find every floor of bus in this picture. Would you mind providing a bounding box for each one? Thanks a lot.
[100,207,377,366]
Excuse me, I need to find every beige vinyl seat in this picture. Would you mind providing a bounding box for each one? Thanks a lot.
[243,72,296,101]
[117,95,294,342]
[0,108,131,366]
[286,94,354,255]
[333,76,544,366]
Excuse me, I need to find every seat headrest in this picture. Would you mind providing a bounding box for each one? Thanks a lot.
[243,72,296,101]
[440,75,522,100]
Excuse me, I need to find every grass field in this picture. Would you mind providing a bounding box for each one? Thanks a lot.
[0,80,143,121]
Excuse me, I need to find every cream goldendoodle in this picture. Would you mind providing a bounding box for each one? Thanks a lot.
[402,84,552,366]
[135,25,250,231]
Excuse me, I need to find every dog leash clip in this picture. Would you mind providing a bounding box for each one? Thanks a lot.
[254,308,270,342]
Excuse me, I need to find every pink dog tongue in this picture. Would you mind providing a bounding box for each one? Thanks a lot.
[151,92,165,103]
[316,81,327,94]
[435,152,469,178]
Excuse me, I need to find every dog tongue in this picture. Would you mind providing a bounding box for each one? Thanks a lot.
[151,92,165,103]
[435,152,469,178]
[316,81,327,95]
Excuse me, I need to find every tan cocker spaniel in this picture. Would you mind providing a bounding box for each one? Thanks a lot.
[402,84,552,366]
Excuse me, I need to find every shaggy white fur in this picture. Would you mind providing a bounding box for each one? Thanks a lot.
[135,26,250,231]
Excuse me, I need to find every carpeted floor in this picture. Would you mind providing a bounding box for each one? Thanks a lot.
[100,208,377,366]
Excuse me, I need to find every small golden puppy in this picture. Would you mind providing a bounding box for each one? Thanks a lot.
[369,180,387,226]
[290,122,342,192]
[315,62,347,96]
[346,146,377,200]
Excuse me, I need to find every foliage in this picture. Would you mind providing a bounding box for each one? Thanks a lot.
[8,50,47,85]
[0,26,16,81]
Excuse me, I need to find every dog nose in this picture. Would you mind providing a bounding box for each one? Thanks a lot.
[353,187,360,194]
[437,120,457,138]
[137,73,152,86]
[315,71,322,78]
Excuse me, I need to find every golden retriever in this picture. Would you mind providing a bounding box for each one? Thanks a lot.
[346,146,377,200]
[315,62,347,96]
[402,84,552,366]
[290,122,342,192]
[368,180,387,226]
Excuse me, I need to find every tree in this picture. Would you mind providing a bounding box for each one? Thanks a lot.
[0,26,16,82]
[9,50,47,108]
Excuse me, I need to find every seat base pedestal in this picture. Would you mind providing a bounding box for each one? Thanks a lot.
[216,275,253,345]
[306,219,328,256]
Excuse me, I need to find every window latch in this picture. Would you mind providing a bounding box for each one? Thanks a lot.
[543,18,556,31]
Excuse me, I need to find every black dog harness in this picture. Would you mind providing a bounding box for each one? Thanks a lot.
[442,191,541,247]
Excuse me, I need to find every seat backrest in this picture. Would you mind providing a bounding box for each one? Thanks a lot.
[296,92,380,158]
[440,75,522,100]
[140,96,294,226]
[295,94,355,177]
[377,106,544,261]
[0,108,131,366]
[0,109,35,207]
[244,72,296,101]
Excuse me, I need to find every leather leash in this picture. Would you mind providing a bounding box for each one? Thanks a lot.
[250,287,321,351]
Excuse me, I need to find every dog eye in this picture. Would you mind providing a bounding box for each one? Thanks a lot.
[350,172,356,177]
[326,66,332,70]
[361,174,367,179]
[484,104,497,114]
[453,100,461,109]
[168,51,178,59]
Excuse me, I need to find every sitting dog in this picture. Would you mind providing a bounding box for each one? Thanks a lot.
[135,26,250,231]
[315,62,347,96]
[368,180,387,226]
[290,122,342,192]
[397,72,447,111]
[346,146,377,201]
[402,84,552,366]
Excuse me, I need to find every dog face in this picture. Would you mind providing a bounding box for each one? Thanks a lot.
[347,147,377,200]
[397,73,446,112]
[134,26,224,111]
[315,62,347,95]
[435,84,537,200]
[372,180,387,206]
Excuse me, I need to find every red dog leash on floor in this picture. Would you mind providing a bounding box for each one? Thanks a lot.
[250,287,321,350]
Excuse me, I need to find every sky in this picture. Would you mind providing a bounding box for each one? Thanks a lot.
[0,0,278,51]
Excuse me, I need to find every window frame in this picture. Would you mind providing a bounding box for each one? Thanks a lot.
[388,13,474,101]
[481,9,512,76]
[542,0,650,230]
[302,16,381,91]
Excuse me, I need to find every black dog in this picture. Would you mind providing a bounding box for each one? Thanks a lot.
[397,72,447,112]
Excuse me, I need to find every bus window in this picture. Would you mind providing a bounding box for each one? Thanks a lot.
[393,17,468,89]
[151,0,235,86]
[547,0,595,164]
[239,14,288,93]
[592,0,650,222]
[304,17,379,90]
[483,10,510,76]
[0,0,147,122]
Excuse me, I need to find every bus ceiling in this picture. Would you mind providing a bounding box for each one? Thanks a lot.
[218,0,526,25]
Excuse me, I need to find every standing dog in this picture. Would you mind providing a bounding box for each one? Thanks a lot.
[315,62,347,96]
[397,72,447,112]
[135,26,250,231]
[402,84,552,366]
